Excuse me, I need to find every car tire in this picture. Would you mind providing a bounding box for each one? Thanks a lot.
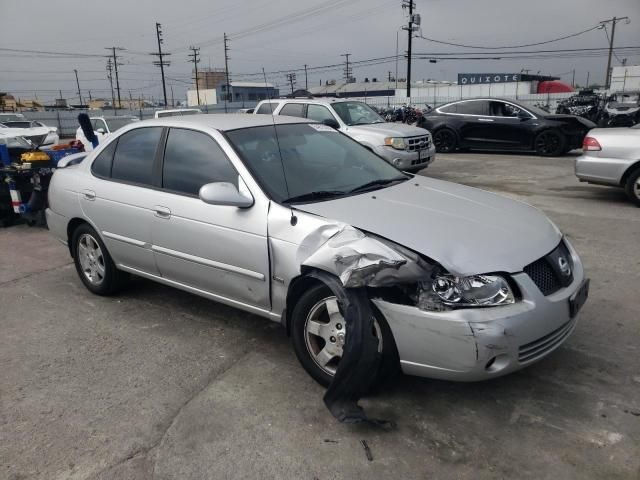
[71,223,129,295]
[534,130,567,157]
[433,128,457,153]
[291,282,399,387]
[624,168,640,206]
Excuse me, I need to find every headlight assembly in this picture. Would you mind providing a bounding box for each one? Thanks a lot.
[418,274,515,310]
[384,137,407,150]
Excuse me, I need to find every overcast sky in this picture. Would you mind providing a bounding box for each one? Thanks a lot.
[1,0,638,103]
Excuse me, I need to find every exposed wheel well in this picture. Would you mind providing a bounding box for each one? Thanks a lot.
[66,218,89,256]
[620,161,640,187]
[284,271,325,336]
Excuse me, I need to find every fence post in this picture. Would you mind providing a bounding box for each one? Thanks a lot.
[56,110,62,137]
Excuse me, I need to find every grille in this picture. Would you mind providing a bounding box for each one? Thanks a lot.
[406,135,430,152]
[524,258,561,295]
[518,319,576,363]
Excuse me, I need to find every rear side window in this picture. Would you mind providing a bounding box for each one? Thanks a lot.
[279,103,305,118]
[162,128,237,196]
[91,140,117,177]
[111,127,162,186]
[455,101,489,115]
[256,102,276,114]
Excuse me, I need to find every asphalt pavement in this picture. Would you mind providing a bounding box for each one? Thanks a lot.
[1,151,639,480]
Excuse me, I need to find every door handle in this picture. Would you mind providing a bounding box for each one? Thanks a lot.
[153,206,171,219]
[478,118,494,122]
[81,189,96,200]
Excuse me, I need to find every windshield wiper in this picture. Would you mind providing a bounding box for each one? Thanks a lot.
[349,176,408,194]
[283,190,346,204]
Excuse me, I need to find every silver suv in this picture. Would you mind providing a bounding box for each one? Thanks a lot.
[255,98,435,173]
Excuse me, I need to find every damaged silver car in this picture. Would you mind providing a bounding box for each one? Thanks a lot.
[46,114,589,387]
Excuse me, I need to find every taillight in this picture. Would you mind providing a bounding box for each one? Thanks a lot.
[583,136,602,151]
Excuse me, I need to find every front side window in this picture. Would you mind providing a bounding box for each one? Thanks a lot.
[331,101,384,125]
[256,102,276,114]
[111,127,162,185]
[162,128,237,196]
[226,124,406,203]
[91,139,118,178]
[279,103,305,118]
[306,105,336,123]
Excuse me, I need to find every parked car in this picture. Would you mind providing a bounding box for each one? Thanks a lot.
[154,108,202,118]
[0,113,27,123]
[556,90,603,123]
[46,114,588,385]
[575,125,640,205]
[236,108,254,114]
[0,131,34,163]
[0,120,59,147]
[254,98,435,173]
[75,115,139,151]
[419,98,595,156]
[597,91,640,128]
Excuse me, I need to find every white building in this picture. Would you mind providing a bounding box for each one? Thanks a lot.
[610,65,640,92]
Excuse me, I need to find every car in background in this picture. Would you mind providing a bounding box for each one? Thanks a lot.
[46,114,587,386]
[0,120,59,147]
[75,115,139,151]
[419,98,595,156]
[575,125,640,205]
[597,91,640,128]
[0,113,28,123]
[0,131,34,163]
[236,108,254,114]
[254,98,435,172]
[154,108,202,118]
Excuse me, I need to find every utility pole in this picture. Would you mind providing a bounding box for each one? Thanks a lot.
[106,47,124,109]
[129,90,133,110]
[74,69,84,107]
[586,71,590,88]
[106,58,116,113]
[286,73,296,95]
[170,85,175,107]
[600,16,630,89]
[571,69,575,88]
[223,33,231,113]
[341,53,352,83]
[304,64,308,90]
[188,46,201,106]
[152,23,171,107]
[402,0,416,98]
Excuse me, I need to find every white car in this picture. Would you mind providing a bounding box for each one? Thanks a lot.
[75,116,139,151]
[154,108,202,118]
[0,120,59,147]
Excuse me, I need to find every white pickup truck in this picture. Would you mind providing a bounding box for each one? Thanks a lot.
[254,98,435,172]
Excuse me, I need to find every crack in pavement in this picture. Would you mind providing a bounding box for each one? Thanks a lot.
[0,262,73,287]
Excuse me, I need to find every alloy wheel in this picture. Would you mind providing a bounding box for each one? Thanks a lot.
[434,129,455,152]
[535,132,561,155]
[303,296,382,376]
[77,233,106,286]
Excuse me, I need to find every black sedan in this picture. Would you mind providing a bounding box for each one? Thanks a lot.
[418,98,595,156]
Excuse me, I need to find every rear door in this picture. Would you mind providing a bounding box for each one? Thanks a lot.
[150,127,271,310]
[453,100,492,148]
[80,127,164,274]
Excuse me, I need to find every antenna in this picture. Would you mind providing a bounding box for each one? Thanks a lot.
[262,67,296,225]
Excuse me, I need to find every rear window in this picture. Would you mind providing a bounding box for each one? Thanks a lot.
[256,102,277,114]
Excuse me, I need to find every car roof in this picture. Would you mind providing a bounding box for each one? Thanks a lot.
[260,97,366,106]
[131,113,314,131]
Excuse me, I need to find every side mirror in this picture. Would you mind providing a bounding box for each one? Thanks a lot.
[322,118,340,129]
[96,128,106,134]
[199,182,254,208]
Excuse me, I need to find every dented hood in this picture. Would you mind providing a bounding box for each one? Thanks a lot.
[295,177,561,276]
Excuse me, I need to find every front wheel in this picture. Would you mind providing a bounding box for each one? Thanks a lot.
[433,128,457,153]
[71,224,129,295]
[534,130,566,157]
[624,168,640,206]
[291,283,398,387]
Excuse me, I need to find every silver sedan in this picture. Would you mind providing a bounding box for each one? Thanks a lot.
[46,114,589,386]
[575,124,640,205]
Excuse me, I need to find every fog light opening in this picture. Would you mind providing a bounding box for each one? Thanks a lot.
[485,357,496,370]
[485,354,509,373]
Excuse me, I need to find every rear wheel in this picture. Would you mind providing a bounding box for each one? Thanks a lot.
[291,283,399,387]
[433,128,457,153]
[534,130,566,157]
[71,224,129,295]
[624,168,640,206]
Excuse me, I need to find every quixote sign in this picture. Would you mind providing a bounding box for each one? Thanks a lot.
[458,73,520,85]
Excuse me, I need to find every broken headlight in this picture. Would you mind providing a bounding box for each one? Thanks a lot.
[419,274,515,310]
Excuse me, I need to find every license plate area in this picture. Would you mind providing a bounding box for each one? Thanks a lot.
[569,278,589,318]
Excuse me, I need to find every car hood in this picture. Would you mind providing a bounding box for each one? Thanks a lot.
[345,122,429,138]
[295,177,561,276]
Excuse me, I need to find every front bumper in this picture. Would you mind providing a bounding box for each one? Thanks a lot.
[373,241,586,382]
[575,154,630,186]
[374,144,436,170]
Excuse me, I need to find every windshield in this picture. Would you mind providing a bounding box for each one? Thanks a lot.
[331,101,385,126]
[104,117,139,132]
[0,135,32,149]
[226,123,407,203]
